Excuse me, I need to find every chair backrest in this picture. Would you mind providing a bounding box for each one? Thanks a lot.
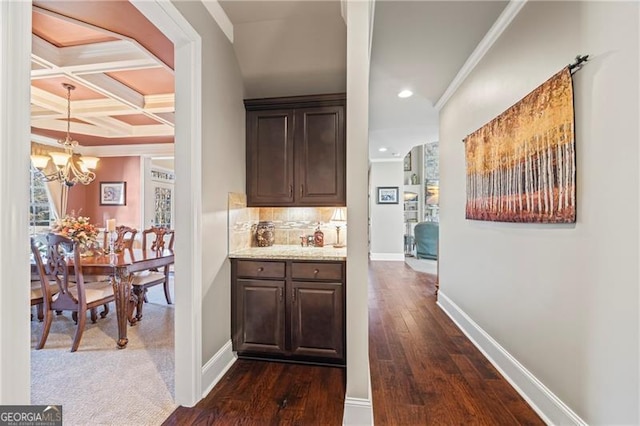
[104,225,137,251]
[142,226,175,251]
[30,237,54,308]
[32,233,86,310]
[414,221,439,260]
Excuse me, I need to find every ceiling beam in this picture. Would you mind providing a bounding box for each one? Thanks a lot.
[30,5,176,143]
[33,5,173,72]
[32,116,173,138]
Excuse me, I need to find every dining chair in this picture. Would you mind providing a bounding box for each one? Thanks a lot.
[30,236,58,322]
[141,226,174,252]
[103,225,138,252]
[130,226,174,320]
[31,234,115,352]
[31,278,44,322]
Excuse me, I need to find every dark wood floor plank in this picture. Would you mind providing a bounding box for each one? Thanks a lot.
[165,260,543,426]
[369,261,544,426]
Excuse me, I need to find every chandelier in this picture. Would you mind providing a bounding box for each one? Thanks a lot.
[31,83,99,186]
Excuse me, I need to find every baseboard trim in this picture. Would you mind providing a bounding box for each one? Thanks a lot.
[369,253,404,261]
[201,340,237,398]
[343,397,373,425]
[437,292,586,426]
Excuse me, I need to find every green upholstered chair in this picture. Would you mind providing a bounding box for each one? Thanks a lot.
[414,221,438,260]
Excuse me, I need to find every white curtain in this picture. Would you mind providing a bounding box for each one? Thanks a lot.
[31,142,66,219]
[42,163,66,219]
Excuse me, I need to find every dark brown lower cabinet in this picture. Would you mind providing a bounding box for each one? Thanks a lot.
[233,279,286,354]
[231,258,345,366]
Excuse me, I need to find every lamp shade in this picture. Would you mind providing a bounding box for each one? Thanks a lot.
[80,156,99,170]
[49,152,71,167]
[30,155,50,169]
[331,208,346,223]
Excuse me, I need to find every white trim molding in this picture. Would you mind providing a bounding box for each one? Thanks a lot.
[80,143,175,158]
[130,0,203,408]
[437,292,587,426]
[0,0,32,404]
[201,340,237,397]
[435,0,528,110]
[370,253,405,261]
[343,397,373,425]
[200,0,233,43]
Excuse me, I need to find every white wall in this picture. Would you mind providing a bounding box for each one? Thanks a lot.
[369,161,404,260]
[439,1,639,424]
[172,0,246,370]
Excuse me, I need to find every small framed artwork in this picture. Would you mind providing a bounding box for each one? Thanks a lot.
[100,181,126,206]
[377,186,399,204]
[404,151,412,171]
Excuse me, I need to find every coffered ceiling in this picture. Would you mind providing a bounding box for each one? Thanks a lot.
[30,1,175,148]
[31,0,514,162]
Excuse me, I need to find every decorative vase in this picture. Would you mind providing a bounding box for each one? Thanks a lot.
[313,227,324,247]
[78,244,93,257]
[255,221,275,247]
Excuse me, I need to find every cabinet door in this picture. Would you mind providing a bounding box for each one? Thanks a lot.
[246,109,295,206]
[290,281,344,361]
[295,106,345,206]
[233,279,286,355]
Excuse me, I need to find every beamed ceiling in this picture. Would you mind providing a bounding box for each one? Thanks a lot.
[30,1,175,148]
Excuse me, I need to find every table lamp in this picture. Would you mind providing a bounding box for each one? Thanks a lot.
[330,208,346,248]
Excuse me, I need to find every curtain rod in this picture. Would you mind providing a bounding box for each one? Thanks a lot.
[568,54,589,74]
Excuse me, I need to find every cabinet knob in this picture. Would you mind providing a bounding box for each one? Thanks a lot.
[313,269,319,275]
[257,267,264,272]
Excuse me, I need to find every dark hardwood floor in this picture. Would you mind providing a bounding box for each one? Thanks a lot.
[164,261,544,425]
[369,261,543,425]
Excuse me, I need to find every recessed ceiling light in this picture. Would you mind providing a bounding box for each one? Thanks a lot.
[392,153,400,157]
[378,147,388,152]
[398,90,413,98]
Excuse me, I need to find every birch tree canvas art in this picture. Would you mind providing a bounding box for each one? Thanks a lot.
[464,67,575,223]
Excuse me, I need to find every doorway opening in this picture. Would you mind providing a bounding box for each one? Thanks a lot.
[1,0,204,417]
[402,142,439,275]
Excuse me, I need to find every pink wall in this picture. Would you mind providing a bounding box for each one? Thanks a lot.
[67,156,141,229]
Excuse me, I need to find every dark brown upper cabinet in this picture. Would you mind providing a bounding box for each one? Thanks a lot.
[245,94,346,207]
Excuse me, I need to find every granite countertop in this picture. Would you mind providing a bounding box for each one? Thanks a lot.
[229,244,347,261]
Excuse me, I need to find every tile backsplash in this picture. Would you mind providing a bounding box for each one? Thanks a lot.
[228,193,259,253]
[228,193,347,251]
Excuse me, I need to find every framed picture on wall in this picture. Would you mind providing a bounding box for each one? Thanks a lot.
[100,181,126,206]
[377,186,399,204]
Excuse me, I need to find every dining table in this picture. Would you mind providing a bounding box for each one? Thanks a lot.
[69,248,175,349]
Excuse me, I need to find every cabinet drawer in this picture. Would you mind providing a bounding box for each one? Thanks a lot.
[291,262,343,281]
[236,260,285,279]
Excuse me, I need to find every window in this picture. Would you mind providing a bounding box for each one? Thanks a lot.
[30,166,53,229]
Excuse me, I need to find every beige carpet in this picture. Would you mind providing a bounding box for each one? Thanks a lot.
[30,281,176,426]
[404,256,438,275]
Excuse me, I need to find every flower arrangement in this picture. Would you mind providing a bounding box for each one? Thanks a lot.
[50,214,99,247]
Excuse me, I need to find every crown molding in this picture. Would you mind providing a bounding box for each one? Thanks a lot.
[30,133,174,158]
[435,0,528,111]
[79,143,175,158]
[31,133,62,148]
[201,0,234,43]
